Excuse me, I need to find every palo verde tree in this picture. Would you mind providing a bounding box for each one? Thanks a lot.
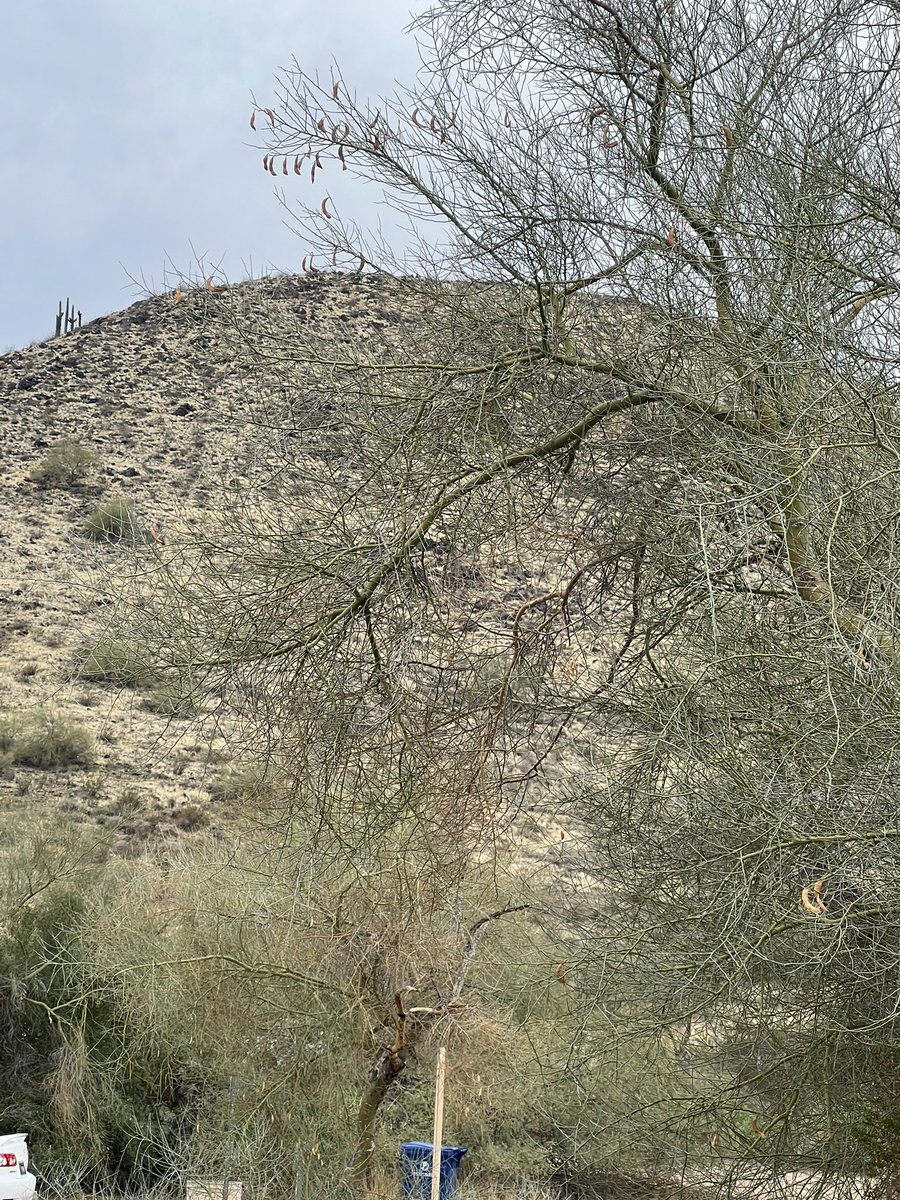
[120,0,900,1193]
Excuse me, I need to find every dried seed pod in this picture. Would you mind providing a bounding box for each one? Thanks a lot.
[263,108,275,126]
[666,227,676,247]
[321,196,333,219]
[250,111,257,130]
[723,124,734,148]
[801,884,826,914]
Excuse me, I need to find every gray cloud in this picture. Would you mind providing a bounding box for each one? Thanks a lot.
[1,1,421,350]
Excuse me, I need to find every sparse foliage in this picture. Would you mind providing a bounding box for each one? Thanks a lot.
[29,440,95,488]
[67,637,157,687]
[82,496,139,543]
[0,710,95,769]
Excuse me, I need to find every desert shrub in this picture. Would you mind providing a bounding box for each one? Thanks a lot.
[208,762,274,803]
[0,844,207,1193]
[68,637,156,687]
[142,679,197,717]
[83,836,626,1196]
[82,496,139,542]
[29,440,96,487]
[2,710,95,768]
[173,803,209,831]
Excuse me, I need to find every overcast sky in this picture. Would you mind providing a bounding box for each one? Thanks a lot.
[1,2,423,351]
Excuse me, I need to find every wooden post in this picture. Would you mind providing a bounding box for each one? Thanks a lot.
[430,1046,448,1200]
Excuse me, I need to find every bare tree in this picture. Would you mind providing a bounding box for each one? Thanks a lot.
[117,0,900,1193]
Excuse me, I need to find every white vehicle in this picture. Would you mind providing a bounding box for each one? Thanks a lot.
[0,1136,35,1200]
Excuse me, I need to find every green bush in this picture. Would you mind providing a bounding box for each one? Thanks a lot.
[142,680,197,718]
[82,496,139,542]
[1,711,95,769]
[29,440,96,487]
[0,851,206,1194]
[68,638,156,687]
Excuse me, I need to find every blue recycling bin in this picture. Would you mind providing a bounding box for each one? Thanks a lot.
[400,1141,468,1200]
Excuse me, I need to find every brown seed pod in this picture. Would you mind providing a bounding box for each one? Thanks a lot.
[503,111,511,127]
[263,108,275,126]
[666,227,676,247]
[317,117,327,134]
[751,1116,767,1140]
[368,110,380,127]
[411,107,424,128]
[293,155,304,175]
[282,158,288,175]
[338,144,347,170]
[588,107,606,123]
[801,883,827,915]
[723,124,734,148]
[332,80,341,100]
[249,111,257,130]
[321,196,333,219]
[262,154,269,171]
[268,156,277,176]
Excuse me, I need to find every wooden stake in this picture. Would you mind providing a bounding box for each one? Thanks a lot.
[430,1046,448,1200]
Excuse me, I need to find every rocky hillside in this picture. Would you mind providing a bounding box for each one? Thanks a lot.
[0,273,428,851]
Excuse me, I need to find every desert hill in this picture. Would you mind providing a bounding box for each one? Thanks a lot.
[1,272,587,869]
[0,272,435,849]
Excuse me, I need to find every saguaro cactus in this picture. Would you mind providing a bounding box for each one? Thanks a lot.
[54,298,82,337]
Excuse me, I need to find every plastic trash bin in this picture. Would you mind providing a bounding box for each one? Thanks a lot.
[399,1142,468,1200]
